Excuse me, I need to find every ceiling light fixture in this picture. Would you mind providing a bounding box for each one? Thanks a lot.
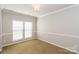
[32,4,40,11]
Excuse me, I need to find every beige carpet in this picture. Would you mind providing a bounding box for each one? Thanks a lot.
[1,39,76,54]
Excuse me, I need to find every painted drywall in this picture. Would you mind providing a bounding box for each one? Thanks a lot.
[37,5,79,52]
[0,6,2,51]
[2,9,37,46]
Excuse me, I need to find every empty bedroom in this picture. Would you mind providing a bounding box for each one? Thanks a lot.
[0,4,79,54]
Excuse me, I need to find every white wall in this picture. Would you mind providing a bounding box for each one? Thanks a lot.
[37,5,79,53]
[0,6,2,51]
[2,9,37,46]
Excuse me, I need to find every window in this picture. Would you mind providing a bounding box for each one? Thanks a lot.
[13,21,23,41]
[25,22,32,38]
[13,20,32,41]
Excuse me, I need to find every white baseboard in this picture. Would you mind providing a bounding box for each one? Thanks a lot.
[37,32,79,53]
[39,38,79,53]
[3,38,32,47]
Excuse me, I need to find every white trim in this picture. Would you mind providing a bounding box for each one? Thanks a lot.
[38,31,79,38]
[39,4,79,17]
[0,31,37,37]
[1,32,36,47]
[2,8,36,18]
[38,32,79,53]
[3,38,32,47]
[0,33,11,37]
[38,38,79,53]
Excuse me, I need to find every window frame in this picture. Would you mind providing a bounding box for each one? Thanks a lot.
[12,20,32,41]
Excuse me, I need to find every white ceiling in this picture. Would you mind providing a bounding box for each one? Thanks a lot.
[1,4,73,17]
